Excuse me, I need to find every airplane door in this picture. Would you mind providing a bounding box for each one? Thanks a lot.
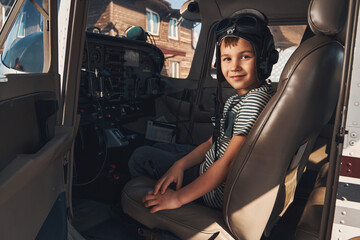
[0,0,70,239]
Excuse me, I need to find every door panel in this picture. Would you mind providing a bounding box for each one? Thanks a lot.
[0,129,70,239]
[0,92,57,170]
[0,0,68,238]
[0,74,58,101]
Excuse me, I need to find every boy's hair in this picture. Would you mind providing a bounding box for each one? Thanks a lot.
[221,37,241,48]
[215,9,278,83]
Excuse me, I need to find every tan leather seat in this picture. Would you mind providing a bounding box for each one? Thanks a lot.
[121,0,347,238]
[122,176,235,239]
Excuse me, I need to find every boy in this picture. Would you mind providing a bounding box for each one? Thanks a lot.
[129,9,278,212]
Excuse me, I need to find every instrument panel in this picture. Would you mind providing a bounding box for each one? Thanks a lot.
[78,32,164,126]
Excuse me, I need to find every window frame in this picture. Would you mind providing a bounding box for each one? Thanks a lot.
[168,17,178,40]
[146,8,160,36]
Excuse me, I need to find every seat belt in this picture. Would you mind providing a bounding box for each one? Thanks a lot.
[212,83,223,161]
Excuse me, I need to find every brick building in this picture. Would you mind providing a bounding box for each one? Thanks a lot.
[86,0,196,79]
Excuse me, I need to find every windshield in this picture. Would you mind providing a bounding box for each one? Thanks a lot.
[1,0,46,73]
[86,0,201,79]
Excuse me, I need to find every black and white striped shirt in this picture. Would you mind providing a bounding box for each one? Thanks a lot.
[199,82,274,208]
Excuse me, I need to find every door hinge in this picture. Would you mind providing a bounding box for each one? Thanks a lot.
[335,134,344,143]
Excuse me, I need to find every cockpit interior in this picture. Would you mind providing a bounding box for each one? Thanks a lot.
[0,0,352,239]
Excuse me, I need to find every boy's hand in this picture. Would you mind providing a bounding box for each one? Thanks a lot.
[153,162,184,195]
[142,189,182,213]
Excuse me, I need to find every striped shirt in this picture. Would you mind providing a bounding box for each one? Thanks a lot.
[199,82,274,208]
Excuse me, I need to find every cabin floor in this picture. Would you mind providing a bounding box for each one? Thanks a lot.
[71,200,138,239]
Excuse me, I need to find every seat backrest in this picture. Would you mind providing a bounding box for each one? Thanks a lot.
[222,0,348,239]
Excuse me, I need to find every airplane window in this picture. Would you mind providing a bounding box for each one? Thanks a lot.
[1,0,47,73]
[86,0,201,79]
[269,25,306,82]
[210,25,306,82]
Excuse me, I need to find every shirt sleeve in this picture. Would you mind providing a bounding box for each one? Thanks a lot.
[233,92,271,136]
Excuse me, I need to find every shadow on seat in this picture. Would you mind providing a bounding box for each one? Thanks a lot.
[295,162,329,240]
[121,0,348,238]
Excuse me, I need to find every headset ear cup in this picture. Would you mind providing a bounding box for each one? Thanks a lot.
[266,35,278,64]
[259,33,277,79]
[262,36,278,79]
[271,49,279,64]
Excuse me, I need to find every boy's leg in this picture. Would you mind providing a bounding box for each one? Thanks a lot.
[128,144,204,204]
[128,144,193,179]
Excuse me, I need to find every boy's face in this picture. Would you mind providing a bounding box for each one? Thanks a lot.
[220,38,259,96]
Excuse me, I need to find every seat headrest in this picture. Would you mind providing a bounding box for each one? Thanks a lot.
[308,0,348,37]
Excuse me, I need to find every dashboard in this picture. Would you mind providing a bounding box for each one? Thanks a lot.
[78,32,164,126]
[74,32,165,187]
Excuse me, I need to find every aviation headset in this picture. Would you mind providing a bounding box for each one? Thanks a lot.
[215,9,279,83]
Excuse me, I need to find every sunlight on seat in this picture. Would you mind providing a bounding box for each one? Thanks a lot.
[309,145,328,165]
[229,185,280,239]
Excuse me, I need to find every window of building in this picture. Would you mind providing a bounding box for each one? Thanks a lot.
[146,9,160,36]
[169,61,179,78]
[169,18,178,40]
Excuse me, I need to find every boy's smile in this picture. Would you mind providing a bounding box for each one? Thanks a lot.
[220,38,259,95]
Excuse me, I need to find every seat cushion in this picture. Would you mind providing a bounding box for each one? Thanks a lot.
[121,176,235,240]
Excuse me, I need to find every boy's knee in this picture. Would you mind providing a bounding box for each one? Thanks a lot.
[128,146,156,177]
[129,146,154,163]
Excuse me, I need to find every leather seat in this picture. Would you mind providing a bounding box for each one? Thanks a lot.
[121,0,347,238]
